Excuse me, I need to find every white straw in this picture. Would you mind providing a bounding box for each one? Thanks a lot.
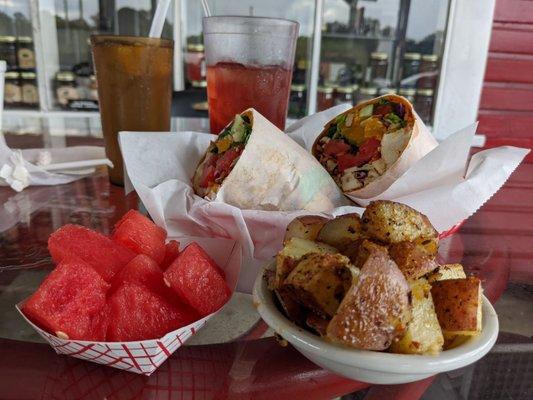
[201,0,212,17]
[148,0,172,38]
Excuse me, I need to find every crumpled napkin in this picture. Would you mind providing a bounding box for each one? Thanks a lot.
[0,134,110,192]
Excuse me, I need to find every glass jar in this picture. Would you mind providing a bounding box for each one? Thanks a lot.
[20,72,39,107]
[399,88,416,103]
[88,75,98,101]
[0,36,17,70]
[16,36,36,70]
[370,52,388,81]
[357,86,378,104]
[4,71,22,107]
[334,84,356,106]
[288,84,306,118]
[54,71,78,108]
[415,89,434,124]
[401,52,421,85]
[191,80,207,89]
[418,54,439,89]
[317,85,335,111]
[185,43,206,83]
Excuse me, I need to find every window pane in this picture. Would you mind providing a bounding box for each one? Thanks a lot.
[1,0,39,110]
[319,0,450,125]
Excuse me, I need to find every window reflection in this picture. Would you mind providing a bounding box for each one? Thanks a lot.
[319,0,450,125]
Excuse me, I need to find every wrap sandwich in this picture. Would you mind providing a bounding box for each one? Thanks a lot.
[193,108,350,211]
[312,95,438,199]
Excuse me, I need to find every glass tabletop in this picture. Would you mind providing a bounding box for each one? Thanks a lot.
[0,132,531,400]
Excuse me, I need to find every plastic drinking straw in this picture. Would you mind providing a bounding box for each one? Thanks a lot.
[201,0,212,17]
[148,0,172,38]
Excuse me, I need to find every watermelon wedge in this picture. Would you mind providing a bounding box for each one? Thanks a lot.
[111,254,167,295]
[48,224,135,282]
[161,240,180,271]
[112,210,167,264]
[23,257,110,341]
[107,282,197,342]
[163,242,231,317]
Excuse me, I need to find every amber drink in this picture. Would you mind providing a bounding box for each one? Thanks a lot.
[91,35,173,185]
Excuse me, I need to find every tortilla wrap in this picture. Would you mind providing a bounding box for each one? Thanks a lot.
[193,108,351,211]
[312,95,438,200]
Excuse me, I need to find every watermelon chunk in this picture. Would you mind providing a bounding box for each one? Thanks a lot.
[48,224,135,282]
[112,210,167,264]
[23,257,110,341]
[106,282,197,341]
[111,254,167,295]
[163,242,231,317]
[161,240,180,271]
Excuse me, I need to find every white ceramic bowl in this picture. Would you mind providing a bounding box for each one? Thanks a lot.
[253,262,499,384]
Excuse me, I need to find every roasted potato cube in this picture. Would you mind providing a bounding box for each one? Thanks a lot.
[274,237,337,288]
[388,241,438,281]
[443,335,470,350]
[316,213,364,250]
[431,277,482,336]
[390,278,443,355]
[326,246,410,350]
[284,216,328,245]
[362,201,438,253]
[427,264,466,283]
[342,239,387,270]
[306,313,330,337]
[274,287,307,325]
[283,253,353,318]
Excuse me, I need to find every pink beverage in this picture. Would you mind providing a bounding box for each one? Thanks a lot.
[207,62,292,134]
[203,16,299,134]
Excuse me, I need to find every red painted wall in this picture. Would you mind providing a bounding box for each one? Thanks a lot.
[478,0,533,161]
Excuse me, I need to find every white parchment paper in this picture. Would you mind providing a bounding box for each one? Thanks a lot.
[120,107,529,292]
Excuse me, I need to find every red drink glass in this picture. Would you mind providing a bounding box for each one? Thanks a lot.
[203,16,299,134]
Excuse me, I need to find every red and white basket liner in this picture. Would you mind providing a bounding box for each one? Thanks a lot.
[16,236,242,376]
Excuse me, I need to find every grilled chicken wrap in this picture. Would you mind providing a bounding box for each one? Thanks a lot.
[312,95,437,199]
[193,108,350,211]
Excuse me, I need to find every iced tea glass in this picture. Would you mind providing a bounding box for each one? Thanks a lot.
[91,35,173,185]
[203,16,299,134]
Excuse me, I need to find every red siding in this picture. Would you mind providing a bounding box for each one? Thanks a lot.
[478,0,533,161]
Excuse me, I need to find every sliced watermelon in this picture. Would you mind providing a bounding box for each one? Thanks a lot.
[163,242,231,317]
[111,254,167,295]
[161,240,180,271]
[22,257,110,341]
[112,210,167,264]
[48,224,135,282]
[106,282,197,342]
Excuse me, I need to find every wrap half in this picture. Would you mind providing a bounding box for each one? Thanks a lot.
[193,108,350,211]
[312,95,438,199]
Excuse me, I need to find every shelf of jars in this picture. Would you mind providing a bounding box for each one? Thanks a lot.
[1,35,39,111]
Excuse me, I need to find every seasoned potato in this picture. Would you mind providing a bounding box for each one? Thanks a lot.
[342,239,387,269]
[431,277,482,336]
[390,278,443,355]
[274,237,337,288]
[361,201,438,253]
[316,213,365,250]
[306,313,330,337]
[283,253,354,318]
[443,335,470,350]
[326,246,410,350]
[283,215,329,245]
[427,264,466,283]
[275,287,306,325]
[388,241,438,281]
